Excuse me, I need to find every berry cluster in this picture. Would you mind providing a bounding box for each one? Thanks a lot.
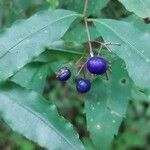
[57,56,108,94]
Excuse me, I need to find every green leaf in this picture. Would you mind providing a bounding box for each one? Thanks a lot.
[118,0,150,18]
[59,0,109,16]
[64,23,100,43]
[114,118,150,150]
[35,40,83,63]
[11,62,50,94]
[99,0,130,19]
[131,85,149,103]
[0,0,49,28]
[85,58,132,150]
[47,0,59,9]
[12,0,48,13]
[0,83,85,150]
[123,15,150,32]
[0,9,80,82]
[48,40,83,55]
[93,19,150,89]
[33,41,83,64]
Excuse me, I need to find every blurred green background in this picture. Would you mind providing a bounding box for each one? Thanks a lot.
[0,0,149,150]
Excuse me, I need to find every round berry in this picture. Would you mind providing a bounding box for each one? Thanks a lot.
[87,56,107,75]
[76,78,91,93]
[57,68,71,81]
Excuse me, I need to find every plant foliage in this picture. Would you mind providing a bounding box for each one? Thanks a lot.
[0,0,149,150]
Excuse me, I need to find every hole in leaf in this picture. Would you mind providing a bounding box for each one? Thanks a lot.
[121,79,127,84]
[120,78,128,86]
[144,17,150,24]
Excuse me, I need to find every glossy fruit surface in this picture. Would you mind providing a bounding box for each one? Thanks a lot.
[76,78,91,93]
[87,56,107,75]
[57,68,71,81]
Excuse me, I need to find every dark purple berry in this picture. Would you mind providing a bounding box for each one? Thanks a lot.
[57,68,71,81]
[76,78,91,93]
[87,56,107,75]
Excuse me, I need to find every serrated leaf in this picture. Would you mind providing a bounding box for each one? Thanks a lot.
[0,83,85,150]
[93,19,150,89]
[11,62,50,93]
[85,58,132,150]
[0,9,80,82]
[118,0,150,18]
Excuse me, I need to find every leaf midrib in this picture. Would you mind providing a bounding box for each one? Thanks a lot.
[48,47,83,55]
[94,20,150,62]
[2,92,78,150]
[0,13,79,59]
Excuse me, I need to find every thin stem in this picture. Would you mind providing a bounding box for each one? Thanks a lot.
[104,44,112,53]
[97,44,103,56]
[75,56,83,65]
[90,40,120,46]
[83,0,94,57]
[76,61,87,77]
[83,0,88,16]
[90,40,121,54]
[105,42,121,46]
[91,40,112,53]
[84,18,94,57]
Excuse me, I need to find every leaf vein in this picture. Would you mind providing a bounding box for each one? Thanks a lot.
[0,13,78,59]
[3,92,78,150]
[94,20,149,62]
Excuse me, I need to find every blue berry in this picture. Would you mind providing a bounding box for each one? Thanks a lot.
[87,56,107,75]
[76,78,91,93]
[57,68,71,81]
